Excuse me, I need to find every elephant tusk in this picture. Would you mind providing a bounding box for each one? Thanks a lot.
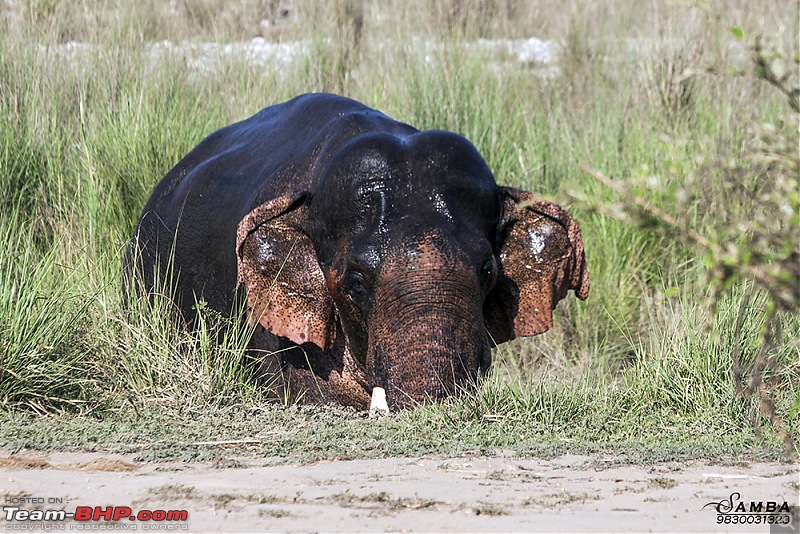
[369,387,389,418]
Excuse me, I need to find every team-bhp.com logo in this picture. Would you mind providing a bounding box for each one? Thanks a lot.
[704,492,795,529]
[3,496,189,530]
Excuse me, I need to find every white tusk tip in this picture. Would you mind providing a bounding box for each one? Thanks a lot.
[369,386,389,419]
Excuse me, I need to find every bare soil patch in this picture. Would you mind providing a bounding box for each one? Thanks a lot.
[1,450,797,532]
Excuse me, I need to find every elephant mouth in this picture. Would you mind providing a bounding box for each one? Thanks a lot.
[375,349,479,410]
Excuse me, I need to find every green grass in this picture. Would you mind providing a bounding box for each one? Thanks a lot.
[0,0,797,460]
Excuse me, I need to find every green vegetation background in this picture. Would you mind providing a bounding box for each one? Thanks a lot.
[1,0,797,461]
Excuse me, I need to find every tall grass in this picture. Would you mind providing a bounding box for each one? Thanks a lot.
[0,0,796,452]
[0,211,96,412]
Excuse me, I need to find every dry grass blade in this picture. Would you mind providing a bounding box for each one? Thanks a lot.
[578,163,717,253]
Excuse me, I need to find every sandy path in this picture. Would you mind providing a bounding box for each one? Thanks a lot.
[0,450,797,533]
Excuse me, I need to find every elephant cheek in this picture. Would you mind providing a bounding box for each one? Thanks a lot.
[325,268,339,295]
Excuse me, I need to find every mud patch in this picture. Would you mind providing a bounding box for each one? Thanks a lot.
[0,454,51,470]
[64,458,139,472]
[0,453,138,472]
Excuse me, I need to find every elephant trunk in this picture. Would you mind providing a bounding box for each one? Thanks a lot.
[370,338,478,409]
[367,247,488,409]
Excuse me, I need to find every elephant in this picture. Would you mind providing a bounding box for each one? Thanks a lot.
[126,93,589,412]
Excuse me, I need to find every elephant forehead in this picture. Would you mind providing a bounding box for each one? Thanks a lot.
[323,132,498,206]
[429,191,454,222]
[389,230,472,270]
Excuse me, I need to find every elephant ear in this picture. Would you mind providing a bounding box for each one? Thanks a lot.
[484,187,589,345]
[236,193,336,350]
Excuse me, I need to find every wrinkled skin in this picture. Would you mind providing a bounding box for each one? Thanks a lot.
[127,94,589,410]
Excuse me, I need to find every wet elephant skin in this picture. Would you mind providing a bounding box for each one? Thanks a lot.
[126,93,589,410]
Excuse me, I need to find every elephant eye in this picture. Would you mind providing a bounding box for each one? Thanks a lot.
[344,269,369,300]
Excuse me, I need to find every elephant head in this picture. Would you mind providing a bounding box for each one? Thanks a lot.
[236,131,589,410]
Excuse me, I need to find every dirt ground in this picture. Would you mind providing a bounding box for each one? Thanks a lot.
[0,450,797,533]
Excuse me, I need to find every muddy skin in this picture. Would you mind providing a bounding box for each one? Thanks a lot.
[127,93,589,411]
